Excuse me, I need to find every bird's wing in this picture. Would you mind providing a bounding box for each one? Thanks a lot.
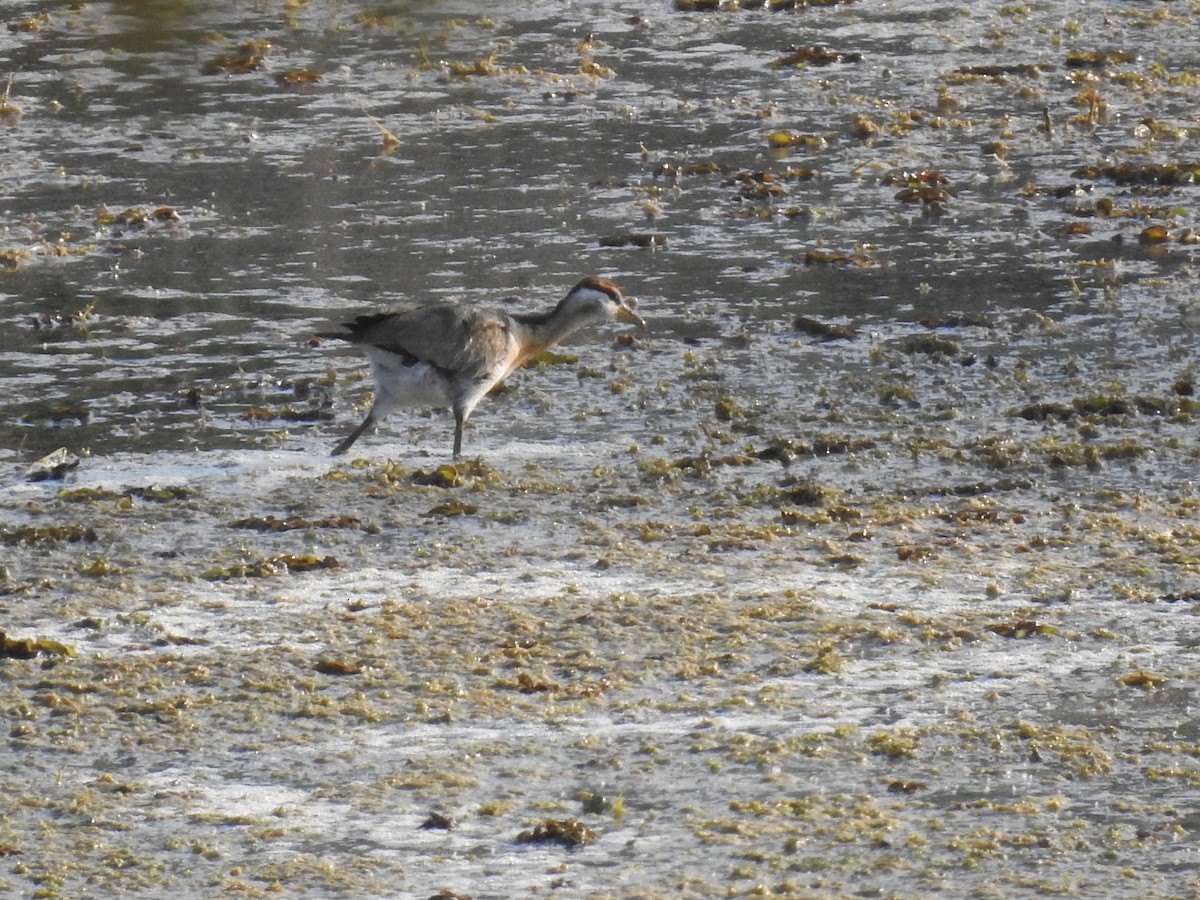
[339,304,513,380]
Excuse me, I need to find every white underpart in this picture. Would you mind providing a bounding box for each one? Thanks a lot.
[365,347,455,419]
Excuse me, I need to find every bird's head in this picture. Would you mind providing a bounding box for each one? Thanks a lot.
[563,276,646,330]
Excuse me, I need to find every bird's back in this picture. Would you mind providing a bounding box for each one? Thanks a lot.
[322,302,517,384]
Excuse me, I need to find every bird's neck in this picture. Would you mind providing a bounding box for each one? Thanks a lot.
[512,303,593,357]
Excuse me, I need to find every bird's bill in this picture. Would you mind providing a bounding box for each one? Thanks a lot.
[617,302,647,330]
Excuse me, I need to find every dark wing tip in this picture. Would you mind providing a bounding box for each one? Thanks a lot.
[347,311,399,330]
[318,311,399,342]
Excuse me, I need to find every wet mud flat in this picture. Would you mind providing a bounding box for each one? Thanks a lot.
[2,0,1200,897]
[3,344,1200,899]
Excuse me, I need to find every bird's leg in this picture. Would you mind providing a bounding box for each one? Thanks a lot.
[332,411,376,457]
[452,407,465,459]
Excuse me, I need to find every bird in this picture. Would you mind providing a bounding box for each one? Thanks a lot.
[317,275,645,458]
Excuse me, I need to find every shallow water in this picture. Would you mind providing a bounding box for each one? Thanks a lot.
[3,1,1200,898]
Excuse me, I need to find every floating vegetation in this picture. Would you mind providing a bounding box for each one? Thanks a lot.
[1014,402,1075,422]
[883,170,949,187]
[1119,670,1167,689]
[1065,49,1138,69]
[726,169,788,200]
[268,405,335,422]
[422,499,478,518]
[531,350,578,367]
[894,185,954,204]
[769,45,862,69]
[202,554,342,580]
[575,33,614,79]
[987,619,1058,638]
[866,729,919,759]
[1013,393,1193,422]
[675,0,855,9]
[25,447,79,481]
[1069,87,1109,128]
[667,453,756,476]
[1,524,97,546]
[444,54,529,80]
[411,464,464,488]
[228,514,370,532]
[1022,181,1089,199]
[0,631,74,659]
[982,140,1007,159]
[352,11,397,28]
[803,248,883,267]
[462,104,499,123]
[1138,224,1171,245]
[945,63,1049,82]
[802,643,844,674]
[1072,162,1200,186]
[361,104,400,150]
[898,333,962,356]
[56,484,197,503]
[917,313,993,329]
[421,812,456,830]
[781,166,817,182]
[793,316,857,340]
[201,39,270,75]
[95,205,180,228]
[779,477,832,506]
[598,233,666,248]
[314,658,362,676]
[21,401,89,425]
[0,72,20,125]
[0,247,29,269]
[78,556,122,577]
[515,818,596,848]
[766,129,826,149]
[896,544,935,561]
[852,113,880,139]
[276,68,321,87]
[511,671,560,693]
[886,779,926,794]
[781,0,858,7]
[6,13,48,34]
[1157,591,1200,603]
[752,435,876,466]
